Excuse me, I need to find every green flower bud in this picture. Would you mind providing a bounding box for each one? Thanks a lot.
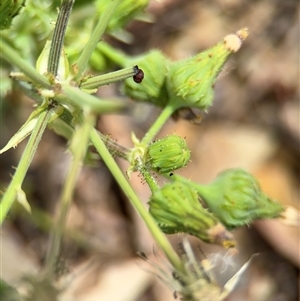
[195,168,284,229]
[96,0,149,32]
[0,0,25,30]
[149,182,236,248]
[166,28,249,110]
[123,50,170,107]
[145,135,191,174]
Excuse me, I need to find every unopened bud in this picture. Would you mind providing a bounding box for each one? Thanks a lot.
[123,50,170,107]
[195,168,284,229]
[149,181,236,248]
[166,28,249,110]
[145,135,191,174]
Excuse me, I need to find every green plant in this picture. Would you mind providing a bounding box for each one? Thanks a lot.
[0,1,285,300]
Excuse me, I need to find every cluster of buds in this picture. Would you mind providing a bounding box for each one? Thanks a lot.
[148,181,236,248]
[147,168,284,246]
[191,168,285,229]
[123,28,248,112]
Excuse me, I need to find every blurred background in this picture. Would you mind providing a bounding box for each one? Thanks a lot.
[1,0,299,300]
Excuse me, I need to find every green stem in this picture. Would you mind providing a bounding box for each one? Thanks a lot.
[0,38,52,89]
[44,113,95,278]
[0,109,53,224]
[136,158,160,193]
[47,0,74,75]
[14,82,44,104]
[141,103,175,146]
[80,66,138,90]
[58,84,128,113]
[90,128,185,275]
[75,0,123,80]
[97,131,130,160]
[96,42,127,67]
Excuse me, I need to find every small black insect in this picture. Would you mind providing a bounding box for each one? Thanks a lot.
[133,65,144,83]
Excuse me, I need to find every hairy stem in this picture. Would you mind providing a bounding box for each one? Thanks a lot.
[135,158,160,193]
[97,131,130,160]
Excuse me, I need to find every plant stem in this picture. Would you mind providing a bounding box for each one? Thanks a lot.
[141,103,175,146]
[14,82,44,104]
[44,113,95,278]
[80,66,138,90]
[0,109,53,224]
[136,159,160,193]
[97,131,130,160]
[0,38,52,89]
[47,0,74,75]
[75,0,122,79]
[90,128,186,275]
[58,84,128,113]
[96,42,127,67]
